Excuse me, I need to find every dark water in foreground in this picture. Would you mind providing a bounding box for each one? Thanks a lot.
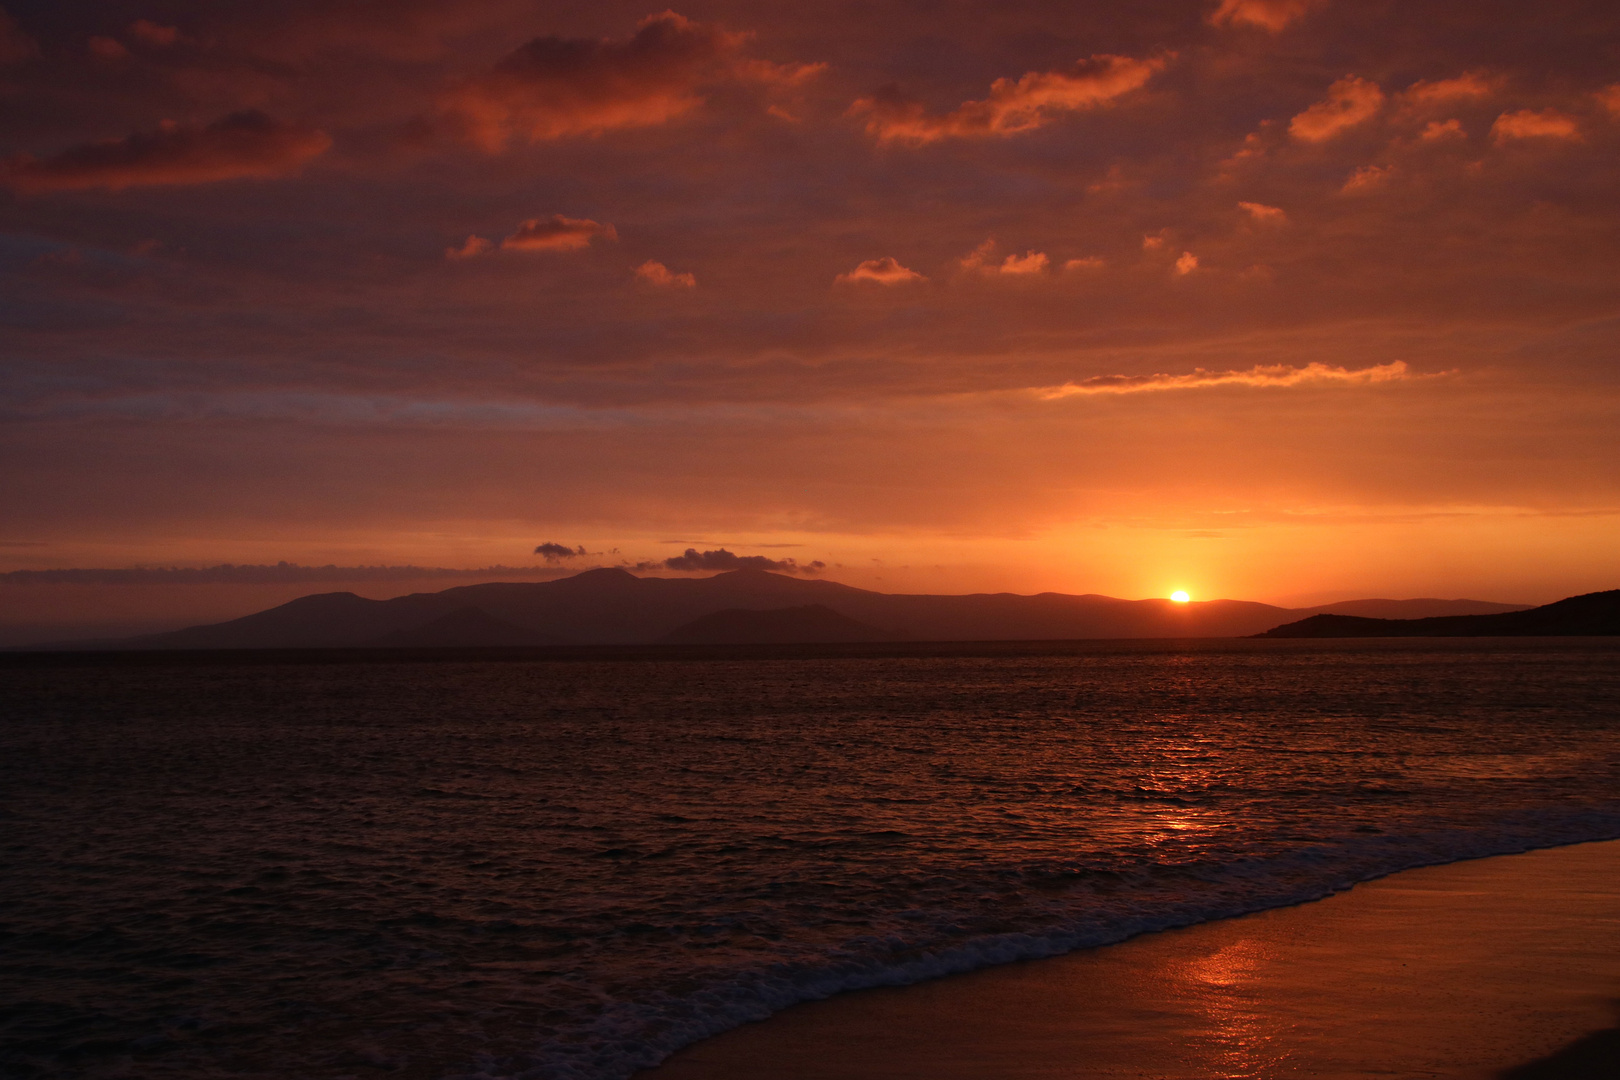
[3,639,1619,1080]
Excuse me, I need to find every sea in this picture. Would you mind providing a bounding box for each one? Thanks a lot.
[4,638,1620,1080]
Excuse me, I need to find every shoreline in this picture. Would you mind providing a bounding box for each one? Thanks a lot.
[639,838,1620,1079]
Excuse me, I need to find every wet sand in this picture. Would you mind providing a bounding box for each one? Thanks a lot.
[642,839,1620,1079]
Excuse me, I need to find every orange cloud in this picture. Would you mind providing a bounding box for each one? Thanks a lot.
[998,251,1049,275]
[1,111,330,193]
[959,240,1049,276]
[445,235,493,260]
[1174,251,1199,275]
[835,257,925,285]
[1223,131,1268,169]
[1419,118,1466,141]
[1598,85,1620,117]
[851,54,1167,145]
[1403,72,1493,107]
[1063,256,1106,271]
[1491,109,1580,142]
[634,259,696,288]
[442,11,822,151]
[1290,76,1384,141]
[1039,361,1417,399]
[501,215,617,252]
[1341,163,1392,192]
[1238,200,1287,222]
[1208,0,1319,32]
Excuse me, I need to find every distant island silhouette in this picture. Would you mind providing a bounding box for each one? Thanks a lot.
[1256,590,1620,638]
[8,567,1577,651]
[367,607,570,648]
[659,605,897,644]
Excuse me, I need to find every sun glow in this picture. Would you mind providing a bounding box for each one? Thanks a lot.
[1171,590,1191,603]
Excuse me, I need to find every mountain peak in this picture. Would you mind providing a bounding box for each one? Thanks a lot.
[573,567,639,581]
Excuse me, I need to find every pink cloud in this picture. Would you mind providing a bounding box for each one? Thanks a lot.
[1039,361,1418,398]
[445,235,493,260]
[851,54,1167,145]
[634,260,696,288]
[1238,200,1287,223]
[1,111,331,193]
[441,11,822,151]
[1491,109,1580,142]
[501,215,617,252]
[835,257,925,285]
[1208,0,1319,31]
[1291,76,1384,141]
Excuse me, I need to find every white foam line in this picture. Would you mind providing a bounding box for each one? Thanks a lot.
[448,807,1620,1080]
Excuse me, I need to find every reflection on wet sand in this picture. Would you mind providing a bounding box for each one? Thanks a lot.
[647,839,1620,1080]
[1184,938,1286,1079]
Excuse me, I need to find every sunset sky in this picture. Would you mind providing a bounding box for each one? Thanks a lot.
[3,0,1619,614]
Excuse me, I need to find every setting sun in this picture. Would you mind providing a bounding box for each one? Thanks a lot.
[1171,591,1191,603]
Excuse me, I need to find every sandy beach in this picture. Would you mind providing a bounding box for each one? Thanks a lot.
[643,839,1620,1080]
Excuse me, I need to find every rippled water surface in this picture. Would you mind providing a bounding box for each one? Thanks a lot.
[4,640,1620,1079]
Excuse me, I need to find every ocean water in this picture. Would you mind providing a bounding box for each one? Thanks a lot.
[4,639,1620,1080]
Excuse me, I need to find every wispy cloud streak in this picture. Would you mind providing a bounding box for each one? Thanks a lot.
[1038,361,1421,399]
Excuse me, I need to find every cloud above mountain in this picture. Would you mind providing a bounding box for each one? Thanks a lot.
[534,542,588,561]
[656,548,825,574]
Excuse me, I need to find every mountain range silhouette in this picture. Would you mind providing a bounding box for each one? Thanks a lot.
[19,567,1582,650]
